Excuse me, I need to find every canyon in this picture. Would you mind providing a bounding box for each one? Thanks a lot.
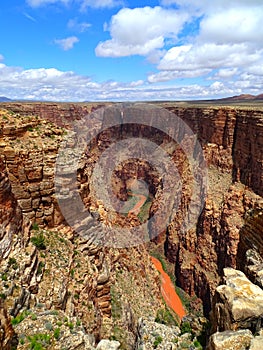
[0,101,262,349]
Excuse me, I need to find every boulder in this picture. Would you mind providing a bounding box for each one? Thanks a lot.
[211,268,263,332]
[96,339,121,350]
[207,329,253,350]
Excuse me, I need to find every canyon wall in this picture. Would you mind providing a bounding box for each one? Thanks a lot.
[1,103,263,324]
[0,106,164,349]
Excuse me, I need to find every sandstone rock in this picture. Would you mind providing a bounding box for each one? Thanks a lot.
[0,299,17,350]
[207,329,253,350]
[96,339,120,350]
[250,330,263,350]
[135,317,180,350]
[211,268,263,333]
[245,249,263,289]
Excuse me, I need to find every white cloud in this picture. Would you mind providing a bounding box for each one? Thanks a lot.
[0,54,4,62]
[80,0,122,10]
[148,69,211,83]
[0,61,246,102]
[54,36,79,50]
[149,0,263,84]
[158,43,262,71]
[199,8,263,44]
[26,0,69,7]
[27,0,122,9]
[67,18,91,32]
[211,68,239,80]
[1,60,262,102]
[95,6,189,57]
[160,0,262,12]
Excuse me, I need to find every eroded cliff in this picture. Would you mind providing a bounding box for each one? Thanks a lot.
[0,101,262,349]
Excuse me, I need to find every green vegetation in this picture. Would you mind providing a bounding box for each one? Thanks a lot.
[31,231,46,250]
[1,273,8,281]
[27,333,50,350]
[67,322,74,330]
[194,339,203,349]
[137,196,152,223]
[37,261,45,275]
[8,257,18,270]
[32,222,39,231]
[110,286,122,320]
[53,327,60,340]
[11,310,30,326]
[155,307,178,327]
[180,321,192,335]
[153,335,163,348]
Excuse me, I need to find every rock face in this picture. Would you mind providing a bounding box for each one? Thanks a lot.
[211,268,263,333]
[135,318,180,350]
[243,249,263,289]
[0,102,263,349]
[163,105,263,314]
[0,156,24,258]
[0,299,17,350]
[207,329,253,350]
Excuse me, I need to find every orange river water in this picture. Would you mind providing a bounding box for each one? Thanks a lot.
[128,191,186,319]
[151,256,186,319]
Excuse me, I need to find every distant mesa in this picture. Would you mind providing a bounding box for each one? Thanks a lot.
[0,96,12,102]
[218,93,263,102]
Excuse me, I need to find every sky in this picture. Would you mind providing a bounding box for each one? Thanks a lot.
[0,0,263,101]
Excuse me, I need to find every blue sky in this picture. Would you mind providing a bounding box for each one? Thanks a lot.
[0,0,263,101]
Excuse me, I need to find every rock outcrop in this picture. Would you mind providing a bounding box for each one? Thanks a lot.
[207,329,253,350]
[0,299,17,350]
[211,268,263,333]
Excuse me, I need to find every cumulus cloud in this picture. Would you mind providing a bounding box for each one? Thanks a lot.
[144,0,263,85]
[148,69,211,83]
[54,36,79,50]
[1,59,261,102]
[95,6,189,57]
[158,43,262,72]
[0,62,146,101]
[160,0,262,12]
[199,7,263,44]
[67,18,91,32]
[211,68,239,80]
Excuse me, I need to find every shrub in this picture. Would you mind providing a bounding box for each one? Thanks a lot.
[32,222,39,230]
[181,321,192,335]
[1,273,8,281]
[27,333,50,349]
[11,310,30,325]
[194,339,202,348]
[153,335,163,348]
[53,327,60,340]
[31,232,46,250]
[155,308,178,326]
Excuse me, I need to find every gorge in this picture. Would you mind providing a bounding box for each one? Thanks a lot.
[0,101,262,349]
